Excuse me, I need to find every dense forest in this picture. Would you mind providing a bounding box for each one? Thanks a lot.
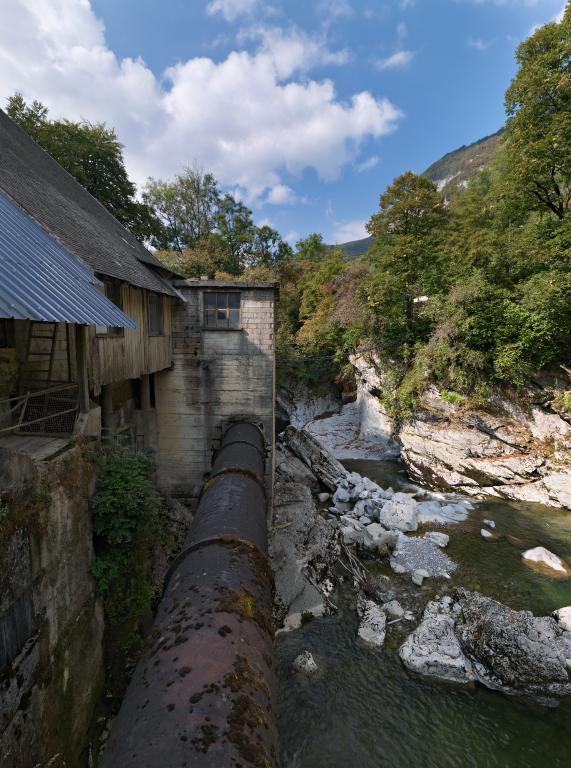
[8,9,571,416]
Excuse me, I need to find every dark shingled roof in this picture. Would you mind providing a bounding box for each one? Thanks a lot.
[0,108,177,297]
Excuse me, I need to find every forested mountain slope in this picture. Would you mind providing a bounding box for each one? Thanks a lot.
[336,130,502,257]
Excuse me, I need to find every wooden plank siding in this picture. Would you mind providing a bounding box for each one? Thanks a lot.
[87,286,174,393]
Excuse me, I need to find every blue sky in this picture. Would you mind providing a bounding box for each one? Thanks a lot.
[1,0,567,244]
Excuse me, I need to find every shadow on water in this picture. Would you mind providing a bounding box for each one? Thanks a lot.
[277,459,571,768]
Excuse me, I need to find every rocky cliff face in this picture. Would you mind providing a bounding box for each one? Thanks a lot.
[400,388,571,510]
[278,356,571,510]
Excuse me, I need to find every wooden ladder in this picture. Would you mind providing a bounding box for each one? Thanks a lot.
[20,321,59,392]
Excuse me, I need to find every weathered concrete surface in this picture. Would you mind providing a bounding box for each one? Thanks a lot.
[155,283,276,501]
[400,392,571,510]
[0,445,104,768]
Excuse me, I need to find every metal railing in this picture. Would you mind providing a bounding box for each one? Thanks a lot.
[0,383,79,435]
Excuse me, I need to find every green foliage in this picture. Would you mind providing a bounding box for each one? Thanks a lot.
[440,390,464,406]
[0,499,10,523]
[90,449,161,592]
[504,6,571,219]
[7,94,161,241]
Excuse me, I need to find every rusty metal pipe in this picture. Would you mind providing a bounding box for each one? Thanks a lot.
[100,423,278,768]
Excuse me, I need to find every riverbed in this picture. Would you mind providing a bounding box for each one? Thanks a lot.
[276,459,571,768]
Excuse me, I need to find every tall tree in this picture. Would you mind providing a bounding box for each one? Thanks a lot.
[6,94,160,241]
[213,194,256,274]
[249,225,293,268]
[504,6,571,218]
[143,166,220,251]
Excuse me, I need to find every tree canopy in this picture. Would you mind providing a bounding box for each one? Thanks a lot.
[7,94,160,241]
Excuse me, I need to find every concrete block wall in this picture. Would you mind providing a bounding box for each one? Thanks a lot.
[155,281,276,502]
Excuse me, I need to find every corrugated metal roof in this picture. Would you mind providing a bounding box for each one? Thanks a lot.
[0,189,138,328]
[0,109,179,298]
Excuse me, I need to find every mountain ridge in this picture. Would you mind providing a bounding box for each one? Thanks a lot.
[333,130,502,258]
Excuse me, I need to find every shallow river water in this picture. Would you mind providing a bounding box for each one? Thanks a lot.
[276,460,571,768]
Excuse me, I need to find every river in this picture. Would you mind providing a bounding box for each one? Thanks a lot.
[276,459,571,768]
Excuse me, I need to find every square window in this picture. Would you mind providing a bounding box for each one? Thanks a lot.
[203,292,241,329]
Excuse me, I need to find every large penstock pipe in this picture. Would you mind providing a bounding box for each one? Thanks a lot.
[100,422,279,768]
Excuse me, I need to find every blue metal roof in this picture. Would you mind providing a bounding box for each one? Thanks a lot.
[0,189,138,328]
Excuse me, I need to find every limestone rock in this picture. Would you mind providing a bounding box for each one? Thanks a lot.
[412,569,429,586]
[480,528,494,540]
[483,519,496,528]
[553,607,571,632]
[399,402,571,511]
[377,494,419,532]
[383,600,405,620]
[270,480,339,630]
[453,589,571,701]
[399,599,475,684]
[362,523,399,554]
[304,354,399,461]
[275,443,319,492]
[522,546,569,575]
[293,650,319,676]
[357,597,386,647]
[401,590,571,702]
[284,426,347,490]
[424,532,449,548]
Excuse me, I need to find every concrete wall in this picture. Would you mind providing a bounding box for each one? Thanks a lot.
[0,445,104,768]
[155,282,276,502]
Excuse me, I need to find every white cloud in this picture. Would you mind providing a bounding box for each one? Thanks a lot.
[206,0,260,22]
[468,36,492,49]
[266,184,298,205]
[284,229,300,244]
[376,50,415,70]
[333,219,368,243]
[0,0,402,200]
[356,155,380,172]
[317,0,354,18]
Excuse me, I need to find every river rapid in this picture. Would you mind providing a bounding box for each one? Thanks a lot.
[276,459,571,768]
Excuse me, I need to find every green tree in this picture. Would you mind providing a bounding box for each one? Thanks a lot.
[504,6,571,218]
[6,94,160,241]
[213,194,256,274]
[295,233,328,263]
[143,166,220,251]
[249,225,293,268]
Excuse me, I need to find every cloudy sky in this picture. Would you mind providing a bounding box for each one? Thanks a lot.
[0,0,566,244]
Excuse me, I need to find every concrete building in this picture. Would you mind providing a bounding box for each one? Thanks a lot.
[155,279,277,502]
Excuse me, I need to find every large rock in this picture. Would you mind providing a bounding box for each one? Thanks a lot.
[357,597,387,647]
[275,442,320,491]
[399,598,476,684]
[400,590,571,702]
[270,480,339,630]
[377,493,419,532]
[522,546,570,575]
[453,589,571,702]
[284,426,347,491]
[399,397,571,510]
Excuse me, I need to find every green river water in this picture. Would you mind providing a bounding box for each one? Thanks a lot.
[276,460,571,768]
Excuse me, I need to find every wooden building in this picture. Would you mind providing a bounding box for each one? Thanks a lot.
[0,108,182,448]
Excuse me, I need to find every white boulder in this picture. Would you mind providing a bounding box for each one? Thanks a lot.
[480,528,494,540]
[412,569,430,586]
[293,650,319,676]
[522,547,569,575]
[378,495,419,532]
[553,607,571,632]
[357,598,387,647]
[424,532,449,548]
